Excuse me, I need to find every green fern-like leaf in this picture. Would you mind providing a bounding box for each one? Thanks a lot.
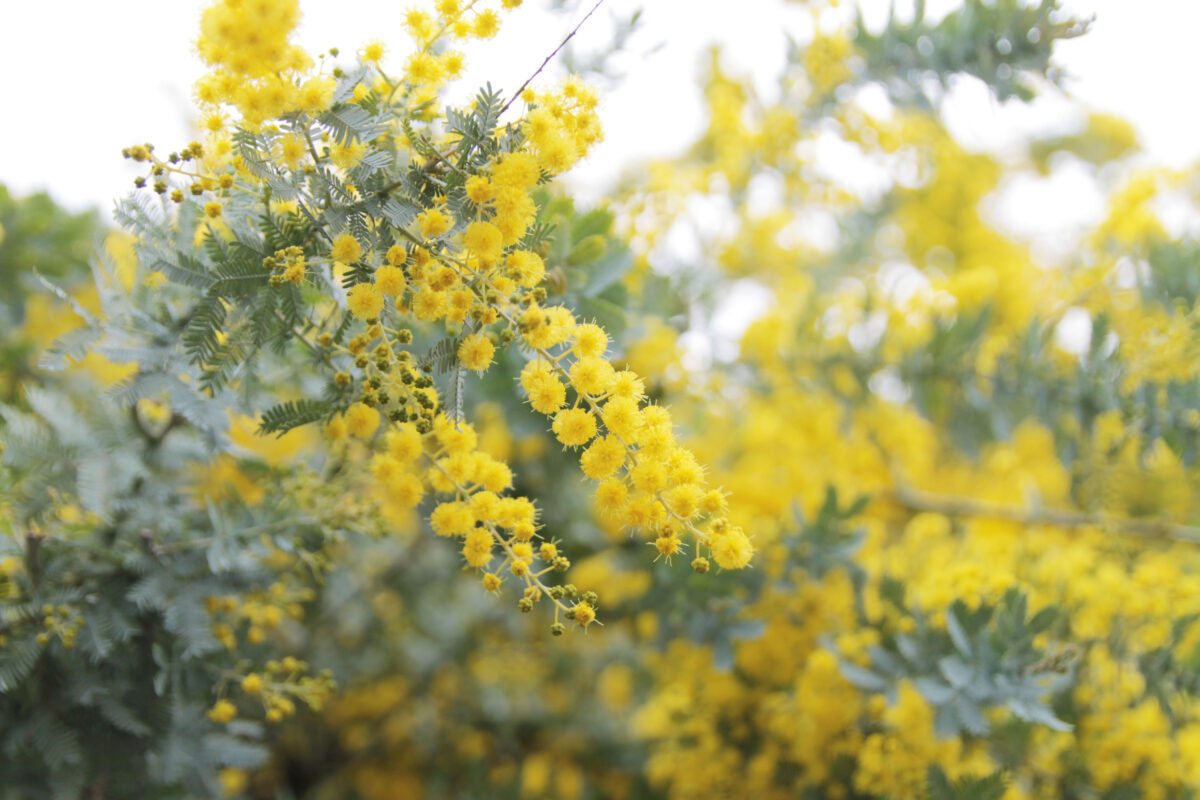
[320,104,388,144]
[472,83,505,137]
[259,398,334,436]
[152,252,211,290]
[416,336,462,375]
[182,290,228,368]
[94,694,153,738]
[28,712,84,770]
[927,766,1008,800]
[520,220,556,252]
[0,637,43,693]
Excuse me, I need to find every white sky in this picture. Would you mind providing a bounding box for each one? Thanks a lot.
[0,0,1196,220]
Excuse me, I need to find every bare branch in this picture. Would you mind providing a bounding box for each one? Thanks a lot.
[891,485,1200,545]
[498,0,607,118]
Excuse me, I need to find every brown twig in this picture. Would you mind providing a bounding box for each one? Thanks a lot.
[497,0,608,118]
[890,484,1200,545]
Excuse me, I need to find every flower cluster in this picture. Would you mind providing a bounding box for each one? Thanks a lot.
[207,655,335,726]
[117,0,745,639]
[206,580,314,650]
[518,318,749,570]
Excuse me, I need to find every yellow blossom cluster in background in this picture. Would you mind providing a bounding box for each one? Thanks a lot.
[6,0,1200,798]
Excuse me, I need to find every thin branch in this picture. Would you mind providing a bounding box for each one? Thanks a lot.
[498,0,607,118]
[423,452,575,618]
[130,405,186,448]
[275,310,338,372]
[25,532,42,592]
[890,485,1200,545]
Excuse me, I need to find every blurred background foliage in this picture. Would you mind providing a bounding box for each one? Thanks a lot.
[5,1,1200,799]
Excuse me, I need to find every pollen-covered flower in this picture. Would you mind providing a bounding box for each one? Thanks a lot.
[465,175,494,204]
[492,151,541,190]
[385,245,407,266]
[475,456,513,492]
[344,403,379,439]
[440,50,466,79]
[374,265,406,297]
[462,527,495,567]
[609,370,646,401]
[462,221,503,265]
[595,479,627,516]
[700,489,728,515]
[207,699,237,724]
[710,525,753,570]
[505,250,545,287]
[330,233,362,264]
[458,333,495,372]
[219,768,248,796]
[347,282,384,319]
[655,534,681,559]
[431,501,475,537]
[298,76,335,114]
[570,601,596,627]
[573,323,608,358]
[521,361,566,413]
[386,423,423,462]
[413,287,448,320]
[569,356,616,396]
[387,473,424,508]
[631,458,668,494]
[580,436,625,480]
[666,483,704,519]
[361,40,386,63]
[473,9,501,38]
[417,207,454,239]
[600,396,642,440]
[405,51,444,85]
[324,416,347,440]
[552,408,597,447]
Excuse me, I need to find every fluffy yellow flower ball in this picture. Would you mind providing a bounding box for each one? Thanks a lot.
[505,249,545,288]
[462,221,503,265]
[207,699,237,724]
[571,601,596,627]
[462,527,495,567]
[458,333,495,371]
[374,265,406,297]
[465,175,494,204]
[552,408,597,447]
[710,526,754,570]
[344,402,379,439]
[385,244,407,266]
[431,501,475,537]
[580,436,625,480]
[569,356,616,396]
[330,233,362,264]
[347,282,384,320]
[417,207,454,238]
[386,423,423,462]
[492,151,541,190]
